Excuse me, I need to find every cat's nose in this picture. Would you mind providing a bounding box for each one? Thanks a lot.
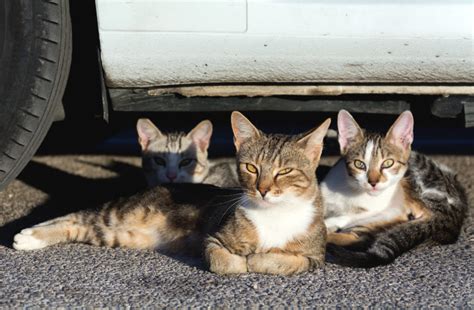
[368,180,377,187]
[258,187,269,198]
[167,173,177,181]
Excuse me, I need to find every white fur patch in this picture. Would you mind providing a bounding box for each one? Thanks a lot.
[242,197,316,249]
[364,140,374,166]
[13,229,50,251]
[422,188,446,198]
[321,160,406,231]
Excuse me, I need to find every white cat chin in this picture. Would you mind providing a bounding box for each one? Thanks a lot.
[366,188,383,196]
[254,194,301,208]
[255,200,276,208]
[252,194,288,208]
[364,180,397,196]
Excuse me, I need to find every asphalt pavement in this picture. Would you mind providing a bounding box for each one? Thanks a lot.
[0,154,472,307]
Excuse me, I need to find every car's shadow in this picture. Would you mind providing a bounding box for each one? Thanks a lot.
[0,159,146,248]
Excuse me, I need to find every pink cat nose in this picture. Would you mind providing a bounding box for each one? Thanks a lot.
[258,187,269,198]
[369,181,377,187]
[167,173,177,181]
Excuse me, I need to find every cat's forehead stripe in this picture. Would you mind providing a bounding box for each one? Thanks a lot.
[166,132,186,152]
[364,140,374,164]
[252,134,293,163]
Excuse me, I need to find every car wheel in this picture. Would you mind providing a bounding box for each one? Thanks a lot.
[0,0,72,191]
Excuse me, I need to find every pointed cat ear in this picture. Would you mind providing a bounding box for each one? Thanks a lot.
[137,118,163,151]
[337,109,363,153]
[385,110,414,150]
[231,111,261,151]
[187,120,213,152]
[297,118,331,164]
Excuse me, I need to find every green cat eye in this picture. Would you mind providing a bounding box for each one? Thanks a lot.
[154,157,166,166]
[179,158,194,167]
[278,168,293,176]
[354,160,366,170]
[246,163,258,174]
[381,159,394,169]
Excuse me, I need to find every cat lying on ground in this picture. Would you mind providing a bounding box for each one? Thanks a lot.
[323,110,468,267]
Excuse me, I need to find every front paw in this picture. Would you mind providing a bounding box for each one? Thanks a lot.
[207,247,248,275]
[247,253,309,276]
[13,228,50,251]
[324,216,351,233]
[247,253,270,273]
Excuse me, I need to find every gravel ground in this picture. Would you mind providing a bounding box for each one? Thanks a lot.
[0,155,472,307]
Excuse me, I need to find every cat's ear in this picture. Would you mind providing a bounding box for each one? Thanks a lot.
[231,111,261,151]
[385,111,414,150]
[137,118,163,151]
[297,118,331,164]
[337,110,363,153]
[187,120,213,152]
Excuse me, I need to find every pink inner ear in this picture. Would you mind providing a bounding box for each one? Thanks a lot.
[137,127,152,150]
[190,125,212,152]
[388,112,414,148]
[195,138,210,152]
[337,111,360,151]
[138,137,149,151]
[338,129,349,151]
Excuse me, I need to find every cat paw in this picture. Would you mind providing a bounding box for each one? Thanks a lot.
[248,253,309,275]
[324,216,350,232]
[13,229,49,251]
[206,247,248,275]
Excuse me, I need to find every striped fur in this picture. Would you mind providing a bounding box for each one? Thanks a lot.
[324,110,468,267]
[138,118,239,187]
[13,112,330,276]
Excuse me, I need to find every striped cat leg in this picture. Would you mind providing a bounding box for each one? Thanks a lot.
[13,211,103,250]
[204,236,248,275]
[13,205,172,251]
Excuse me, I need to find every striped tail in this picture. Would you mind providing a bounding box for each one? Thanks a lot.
[326,220,436,268]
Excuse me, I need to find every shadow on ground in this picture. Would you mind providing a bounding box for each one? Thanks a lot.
[0,159,146,248]
[0,157,332,249]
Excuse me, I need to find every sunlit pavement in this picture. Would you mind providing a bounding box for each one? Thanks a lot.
[0,154,472,307]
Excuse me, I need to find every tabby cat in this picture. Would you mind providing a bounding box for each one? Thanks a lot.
[13,112,330,276]
[322,110,468,267]
[137,118,239,187]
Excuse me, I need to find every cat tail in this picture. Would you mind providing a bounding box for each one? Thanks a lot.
[326,219,438,268]
[428,172,469,244]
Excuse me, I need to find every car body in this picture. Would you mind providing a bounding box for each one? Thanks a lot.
[0,0,472,191]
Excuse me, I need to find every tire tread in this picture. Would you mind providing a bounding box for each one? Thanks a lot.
[0,0,72,190]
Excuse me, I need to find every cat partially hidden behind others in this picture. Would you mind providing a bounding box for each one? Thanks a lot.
[137,118,239,188]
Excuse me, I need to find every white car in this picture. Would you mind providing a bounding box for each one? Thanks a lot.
[0,0,473,190]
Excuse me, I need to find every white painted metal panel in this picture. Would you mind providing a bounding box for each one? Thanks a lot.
[97,0,247,32]
[96,0,474,87]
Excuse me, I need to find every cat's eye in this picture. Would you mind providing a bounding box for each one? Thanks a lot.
[354,160,366,170]
[154,157,166,166]
[179,158,194,168]
[278,168,293,176]
[381,159,394,169]
[246,163,258,174]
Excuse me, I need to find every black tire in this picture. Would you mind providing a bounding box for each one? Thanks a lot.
[0,0,72,191]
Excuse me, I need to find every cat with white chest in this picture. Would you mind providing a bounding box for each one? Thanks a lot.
[322,110,467,267]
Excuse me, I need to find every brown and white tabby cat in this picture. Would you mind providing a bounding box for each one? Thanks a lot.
[322,110,467,267]
[13,112,330,276]
[137,118,239,187]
